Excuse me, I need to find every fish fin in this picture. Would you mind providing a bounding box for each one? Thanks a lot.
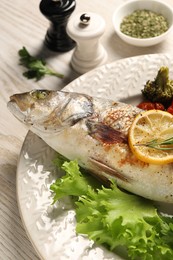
[89,157,131,183]
[86,120,127,144]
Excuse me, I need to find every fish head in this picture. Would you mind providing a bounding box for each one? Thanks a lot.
[8,89,93,133]
[8,90,56,127]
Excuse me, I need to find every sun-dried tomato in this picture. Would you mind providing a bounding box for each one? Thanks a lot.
[167,107,173,114]
[154,103,165,110]
[137,102,155,110]
[137,102,165,111]
[167,101,173,115]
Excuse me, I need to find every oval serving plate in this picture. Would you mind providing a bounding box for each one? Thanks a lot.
[17,53,173,260]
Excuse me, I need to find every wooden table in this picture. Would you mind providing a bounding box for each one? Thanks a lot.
[1,0,173,259]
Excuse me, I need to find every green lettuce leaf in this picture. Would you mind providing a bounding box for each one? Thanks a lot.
[50,159,173,260]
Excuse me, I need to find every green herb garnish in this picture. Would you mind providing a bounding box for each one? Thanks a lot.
[18,47,64,81]
[137,137,173,150]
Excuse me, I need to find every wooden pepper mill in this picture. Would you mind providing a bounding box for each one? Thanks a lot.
[39,0,76,52]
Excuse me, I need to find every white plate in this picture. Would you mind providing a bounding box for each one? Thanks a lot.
[17,53,173,260]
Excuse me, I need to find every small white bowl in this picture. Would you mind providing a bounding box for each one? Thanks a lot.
[112,0,173,47]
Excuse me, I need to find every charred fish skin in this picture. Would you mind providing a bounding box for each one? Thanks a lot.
[8,90,173,203]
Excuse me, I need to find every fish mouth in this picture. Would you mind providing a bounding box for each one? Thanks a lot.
[7,99,26,123]
[9,94,29,111]
[9,94,20,104]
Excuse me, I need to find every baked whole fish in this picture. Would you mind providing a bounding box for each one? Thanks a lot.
[8,89,173,203]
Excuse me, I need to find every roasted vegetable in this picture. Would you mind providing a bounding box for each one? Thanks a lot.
[137,101,165,110]
[167,100,173,115]
[142,67,173,106]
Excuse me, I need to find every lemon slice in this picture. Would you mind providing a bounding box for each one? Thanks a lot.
[128,110,173,164]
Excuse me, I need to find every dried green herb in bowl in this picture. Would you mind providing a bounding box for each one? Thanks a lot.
[120,9,169,39]
[112,0,173,47]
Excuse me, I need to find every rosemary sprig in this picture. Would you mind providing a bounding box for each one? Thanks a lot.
[136,137,173,150]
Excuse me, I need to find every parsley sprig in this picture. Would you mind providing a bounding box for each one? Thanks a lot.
[137,137,173,150]
[18,47,64,81]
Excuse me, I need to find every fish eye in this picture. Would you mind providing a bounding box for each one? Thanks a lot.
[30,90,50,100]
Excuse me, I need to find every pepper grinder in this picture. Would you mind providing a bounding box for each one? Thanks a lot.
[39,0,76,52]
[67,12,107,74]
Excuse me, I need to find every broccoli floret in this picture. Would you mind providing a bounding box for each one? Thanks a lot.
[142,67,173,107]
